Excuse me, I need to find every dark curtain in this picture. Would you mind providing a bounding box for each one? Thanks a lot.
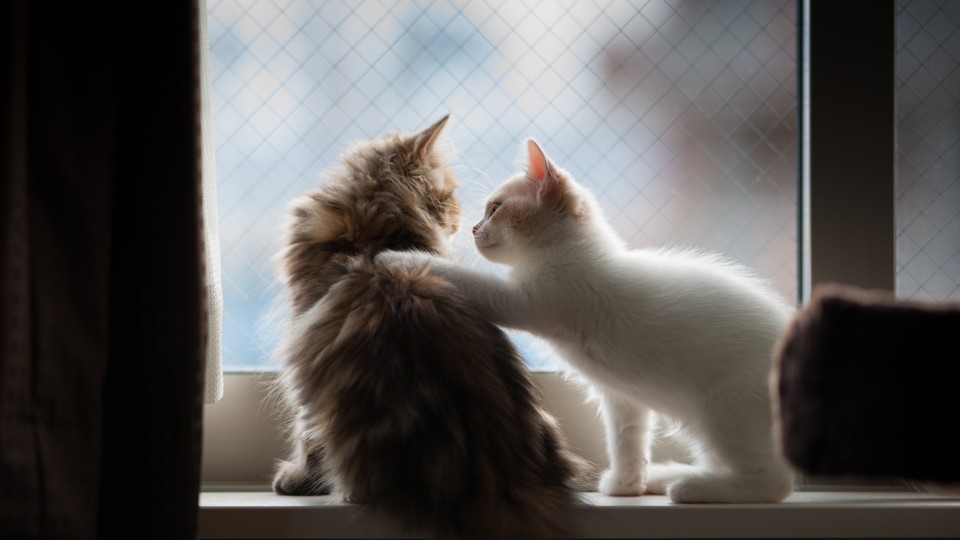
[1,3,207,539]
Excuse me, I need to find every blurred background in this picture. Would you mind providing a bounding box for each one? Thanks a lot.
[895,0,960,304]
[207,0,957,371]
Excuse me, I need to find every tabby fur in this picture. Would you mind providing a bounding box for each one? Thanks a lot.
[271,116,587,539]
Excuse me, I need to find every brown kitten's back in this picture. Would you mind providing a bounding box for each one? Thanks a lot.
[272,117,587,539]
[279,255,584,539]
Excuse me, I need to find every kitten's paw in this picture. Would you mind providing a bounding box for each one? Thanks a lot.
[645,462,700,495]
[272,461,331,496]
[599,468,646,496]
[375,249,432,270]
[666,475,715,503]
[666,471,793,503]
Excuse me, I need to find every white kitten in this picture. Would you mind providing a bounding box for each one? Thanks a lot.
[380,140,796,503]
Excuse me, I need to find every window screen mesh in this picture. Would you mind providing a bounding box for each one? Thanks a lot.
[896,0,960,302]
[208,0,798,369]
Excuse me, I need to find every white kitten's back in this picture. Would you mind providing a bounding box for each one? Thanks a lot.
[456,139,796,502]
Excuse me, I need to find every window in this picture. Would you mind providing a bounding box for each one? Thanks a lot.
[209,0,798,371]
[896,0,960,302]
[201,0,960,504]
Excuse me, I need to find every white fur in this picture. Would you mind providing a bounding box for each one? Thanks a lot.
[379,141,796,503]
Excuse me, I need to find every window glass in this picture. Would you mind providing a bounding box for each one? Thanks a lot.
[209,0,798,370]
[896,0,960,302]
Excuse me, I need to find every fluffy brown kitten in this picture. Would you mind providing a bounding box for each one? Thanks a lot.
[271,116,587,540]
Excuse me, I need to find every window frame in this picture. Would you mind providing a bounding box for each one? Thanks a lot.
[203,0,903,490]
[800,0,895,300]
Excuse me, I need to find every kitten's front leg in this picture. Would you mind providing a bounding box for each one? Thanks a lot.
[598,394,653,497]
[376,250,532,329]
[273,437,331,496]
[374,249,434,269]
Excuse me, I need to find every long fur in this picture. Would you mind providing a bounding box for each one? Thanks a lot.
[271,118,588,539]
[382,139,797,503]
[773,284,960,492]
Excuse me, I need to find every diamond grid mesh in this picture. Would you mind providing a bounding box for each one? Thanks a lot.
[896,0,960,302]
[208,0,798,369]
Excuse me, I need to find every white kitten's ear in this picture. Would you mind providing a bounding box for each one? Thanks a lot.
[413,114,450,159]
[525,139,561,202]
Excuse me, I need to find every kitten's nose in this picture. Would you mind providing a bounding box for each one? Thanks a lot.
[471,224,480,236]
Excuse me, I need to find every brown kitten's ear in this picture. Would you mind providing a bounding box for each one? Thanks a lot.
[525,139,562,203]
[413,114,450,159]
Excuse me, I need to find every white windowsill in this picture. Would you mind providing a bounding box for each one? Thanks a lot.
[198,489,960,539]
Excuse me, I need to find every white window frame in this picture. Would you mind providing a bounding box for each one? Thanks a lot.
[203,0,900,488]
[201,0,927,514]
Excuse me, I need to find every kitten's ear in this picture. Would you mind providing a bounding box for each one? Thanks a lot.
[525,139,561,202]
[413,114,449,159]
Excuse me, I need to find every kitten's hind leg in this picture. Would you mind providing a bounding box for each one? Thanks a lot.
[667,466,793,504]
[598,395,653,496]
[667,392,793,503]
[644,462,701,495]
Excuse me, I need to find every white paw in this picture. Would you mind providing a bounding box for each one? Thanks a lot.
[667,472,794,503]
[599,468,646,496]
[643,475,670,495]
[645,462,698,495]
[666,476,712,503]
[375,249,431,269]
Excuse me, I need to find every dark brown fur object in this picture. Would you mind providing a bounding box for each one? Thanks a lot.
[271,116,588,539]
[773,284,960,484]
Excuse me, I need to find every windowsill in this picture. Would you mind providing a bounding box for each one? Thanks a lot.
[198,488,960,539]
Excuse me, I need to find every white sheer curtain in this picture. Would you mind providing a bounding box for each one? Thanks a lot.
[199,0,223,404]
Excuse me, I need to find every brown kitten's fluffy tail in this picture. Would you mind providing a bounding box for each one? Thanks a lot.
[442,414,592,540]
[378,479,582,540]
[444,486,582,540]
[371,399,589,540]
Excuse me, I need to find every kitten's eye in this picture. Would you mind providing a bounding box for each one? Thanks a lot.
[488,202,501,216]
